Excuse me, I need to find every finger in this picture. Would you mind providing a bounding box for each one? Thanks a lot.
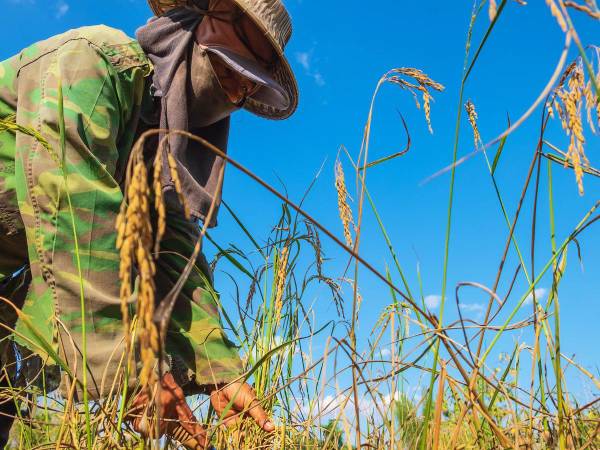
[244,397,274,432]
[172,398,207,447]
[222,413,244,429]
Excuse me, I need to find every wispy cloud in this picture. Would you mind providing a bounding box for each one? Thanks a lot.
[424,295,441,310]
[295,51,325,87]
[459,302,486,320]
[55,0,69,18]
[459,303,485,313]
[524,288,548,306]
[380,347,391,357]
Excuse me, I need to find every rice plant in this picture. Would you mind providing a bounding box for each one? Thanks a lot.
[1,1,599,449]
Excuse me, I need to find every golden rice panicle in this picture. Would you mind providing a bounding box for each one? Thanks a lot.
[117,144,161,386]
[489,0,498,22]
[465,100,481,148]
[583,57,600,133]
[423,92,434,134]
[167,151,191,220]
[153,148,166,254]
[387,68,445,133]
[335,159,355,248]
[557,62,588,195]
[546,0,568,32]
[274,245,289,326]
[584,80,596,134]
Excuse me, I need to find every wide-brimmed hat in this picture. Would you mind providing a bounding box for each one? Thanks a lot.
[148,0,298,120]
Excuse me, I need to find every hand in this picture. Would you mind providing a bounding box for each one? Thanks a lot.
[129,373,208,449]
[209,382,275,432]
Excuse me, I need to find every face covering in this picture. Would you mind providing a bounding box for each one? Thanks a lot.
[188,42,239,128]
[136,3,236,226]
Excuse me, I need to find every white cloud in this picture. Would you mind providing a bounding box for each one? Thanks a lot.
[55,0,69,18]
[380,347,391,357]
[296,51,311,70]
[424,295,441,310]
[459,303,486,320]
[295,51,326,87]
[300,393,371,422]
[524,288,548,306]
[459,303,485,313]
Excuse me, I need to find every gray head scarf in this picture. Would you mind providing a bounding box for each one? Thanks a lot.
[136,1,237,226]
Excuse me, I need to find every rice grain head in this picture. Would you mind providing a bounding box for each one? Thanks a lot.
[153,148,166,254]
[117,144,163,386]
[555,61,588,195]
[335,160,355,248]
[546,0,568,32]
[167,151,191,220]
[274,245,290,326]
[386,68,445,133]
[489,0,498,21]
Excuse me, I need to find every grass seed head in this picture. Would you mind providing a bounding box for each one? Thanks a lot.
[465,100,481,148]
[334,159,355,248]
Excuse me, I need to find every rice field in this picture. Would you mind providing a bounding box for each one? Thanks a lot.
[1,1,599,449]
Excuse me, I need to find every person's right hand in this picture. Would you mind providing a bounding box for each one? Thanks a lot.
[209,382,275,432]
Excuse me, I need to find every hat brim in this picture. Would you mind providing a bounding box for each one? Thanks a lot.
[204,45,290,112]
[147,0,299,120]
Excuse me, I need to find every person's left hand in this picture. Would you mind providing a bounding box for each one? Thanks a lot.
[129,373,208,449]
[209,382,275,432]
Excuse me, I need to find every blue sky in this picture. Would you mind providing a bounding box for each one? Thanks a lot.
[3,0,599,403]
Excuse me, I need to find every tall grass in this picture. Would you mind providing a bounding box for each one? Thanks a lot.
[1,0,599,449]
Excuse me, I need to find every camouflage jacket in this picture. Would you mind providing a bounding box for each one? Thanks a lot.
[0,25,242,398]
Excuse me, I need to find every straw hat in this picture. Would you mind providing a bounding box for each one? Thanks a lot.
[147,0,298,120]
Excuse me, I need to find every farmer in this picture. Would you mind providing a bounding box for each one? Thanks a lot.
[0,0,297,448]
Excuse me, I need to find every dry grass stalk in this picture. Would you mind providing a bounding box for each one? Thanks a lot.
[274,245,290,326]
[564,0,600,19]
[334,160,355,248]
[386,68,445,133]
[465,100,482,148]
[546,0,569,32]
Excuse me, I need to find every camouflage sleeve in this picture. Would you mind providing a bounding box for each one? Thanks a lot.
[155,213,243,391]
[12,37,138,396]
